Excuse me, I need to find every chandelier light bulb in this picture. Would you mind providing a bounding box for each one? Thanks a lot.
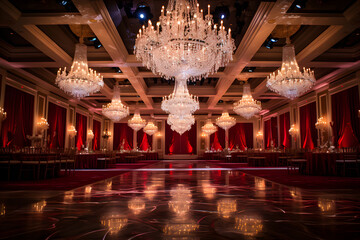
[128,111,147,132]
[201,119,218,135]
[134,0,235,81]
[56,43,104,98]
[102,83,129,122]
[216,112,236,131]
[143,121,158,136]
[266,43,315,99]
[234,83,261,119]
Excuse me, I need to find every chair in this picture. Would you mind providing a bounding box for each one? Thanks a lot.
[97,151,115,168]
[60,149,76,175]
[0,153,21,181]
[336,151,359,176]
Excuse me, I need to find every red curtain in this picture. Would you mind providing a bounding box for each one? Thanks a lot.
[47,102,66,149]
[137,128,153,151]
[300,102,318,149]
[229,123,253,150]
[113,123,133,150]
[165,122,197,154]
[92,119,101,150]
[210,128,225,151]
[264,117,278,148]
[75,113,87,151]
[264,119,271,148]
[279,112,291,149]
[271,117,278,147]
[331,86,360,148]
[1,85,34,148]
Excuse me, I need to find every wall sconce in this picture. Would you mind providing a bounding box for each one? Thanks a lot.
[87,130,94,140]
[68,125,77,137]
[288,124,299,137]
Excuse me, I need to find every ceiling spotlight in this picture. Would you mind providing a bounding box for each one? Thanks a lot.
[134,4,153,22]
[57,0,68,6]
[270,37,278,43]
[248,67,256,73]
[264,36,278,49]
[294,0,307,9]
[94,40,102,49]
[113,67,122,73]
[88,37,97,42]
[214,6,230,21]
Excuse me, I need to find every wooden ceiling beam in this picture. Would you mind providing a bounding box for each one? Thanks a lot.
[274,13,347,25]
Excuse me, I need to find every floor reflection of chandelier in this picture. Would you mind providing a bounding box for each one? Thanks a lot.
[216,112,236,131]
[167,114,195,135]
[56,43,104,98]
[234,215,263,236]
[234,83,261,119]
[267,39,315,99]
[102,83,129,122]
[135,0,235,82]
[101,215,128,235]
[128,111,146,131]
[217,198,237,219]
[201,120,217,135]
[128,197,145,215]
[143,121,158,136]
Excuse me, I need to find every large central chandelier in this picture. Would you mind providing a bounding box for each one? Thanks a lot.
[234,83,261,119]
[266,39,315,99]
[216,112,236,131]
[102,83,129,122]
[201,119,217,135]
[134,0,235,81]
[128,111,146,132]
[167,114,195,135]
[56,43,104,98]
[162,80,199,116]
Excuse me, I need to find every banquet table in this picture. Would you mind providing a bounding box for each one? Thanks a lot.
[203,152,221,160]
[305,152,342,175]
[75,153,104,169]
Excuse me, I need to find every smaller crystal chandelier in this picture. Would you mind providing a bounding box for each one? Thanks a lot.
[315,117,328,131]
[87,130,94,140]
[37,117,49,131]
[288,124,299,137]
[0,107,7,121]
[266,38,315,99]
[143,121,158,136]
[234,83,261,119]
[167,114,195,135]
[128,111,146,132]
[161,79,199,116]
[201,120,218,135]
[216,112,236,131]
[256,131,263,139]
[102,83,129,122]
[56,43,104,98]
[68,125,77,137]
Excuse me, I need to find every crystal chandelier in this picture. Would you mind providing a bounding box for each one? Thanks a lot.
[234,83,261,119]
[315,117,327,131]
[56,43,104,98]
[288,124,298,137]
[0,107,7,121]
[167,113,195,135]
[134,0,235,82]
[266,39,315,99]
[143,121,158,136]
[201,119,217,135]
[162,79,199,116]
[216,112,236,130]
[128,111,146,131]
[37,117,49,131]
[87,130,94,140]
[102,83,129,122]
[68,125,77,137]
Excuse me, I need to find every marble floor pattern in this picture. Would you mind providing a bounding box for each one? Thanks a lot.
[0,161,360,240]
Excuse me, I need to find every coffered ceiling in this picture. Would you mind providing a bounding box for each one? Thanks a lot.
[0,0,359,117]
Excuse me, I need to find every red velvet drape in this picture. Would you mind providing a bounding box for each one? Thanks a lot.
[210,128,225,150]
[92,119,101,150]
[300,102,318,149]
[229,123,253,150]
[47,102,66,149]
[331,86,360,148]
[113,123,133,150]
[1,85,34,148]
[75,113,87,151]
[264,119,271,148]
[271,117,278,147]
[264,117,278,148]
[279,112,291,149]
[165,122,197,154]
[137,128,153,151]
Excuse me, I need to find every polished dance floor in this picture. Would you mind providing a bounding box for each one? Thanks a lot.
[0,161,360,239]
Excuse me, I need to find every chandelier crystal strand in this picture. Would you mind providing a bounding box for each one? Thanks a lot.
[56,43,104,98]
[128,110,147,132]
[162,79,199,116]
[102,83,129,122]
[233,83,261,119]
[134,0,235,81]
[266,39,315,99]
[167,113,195,135]
[216,112,236,131]
[201,119,218,135]
[143,121,158,136]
